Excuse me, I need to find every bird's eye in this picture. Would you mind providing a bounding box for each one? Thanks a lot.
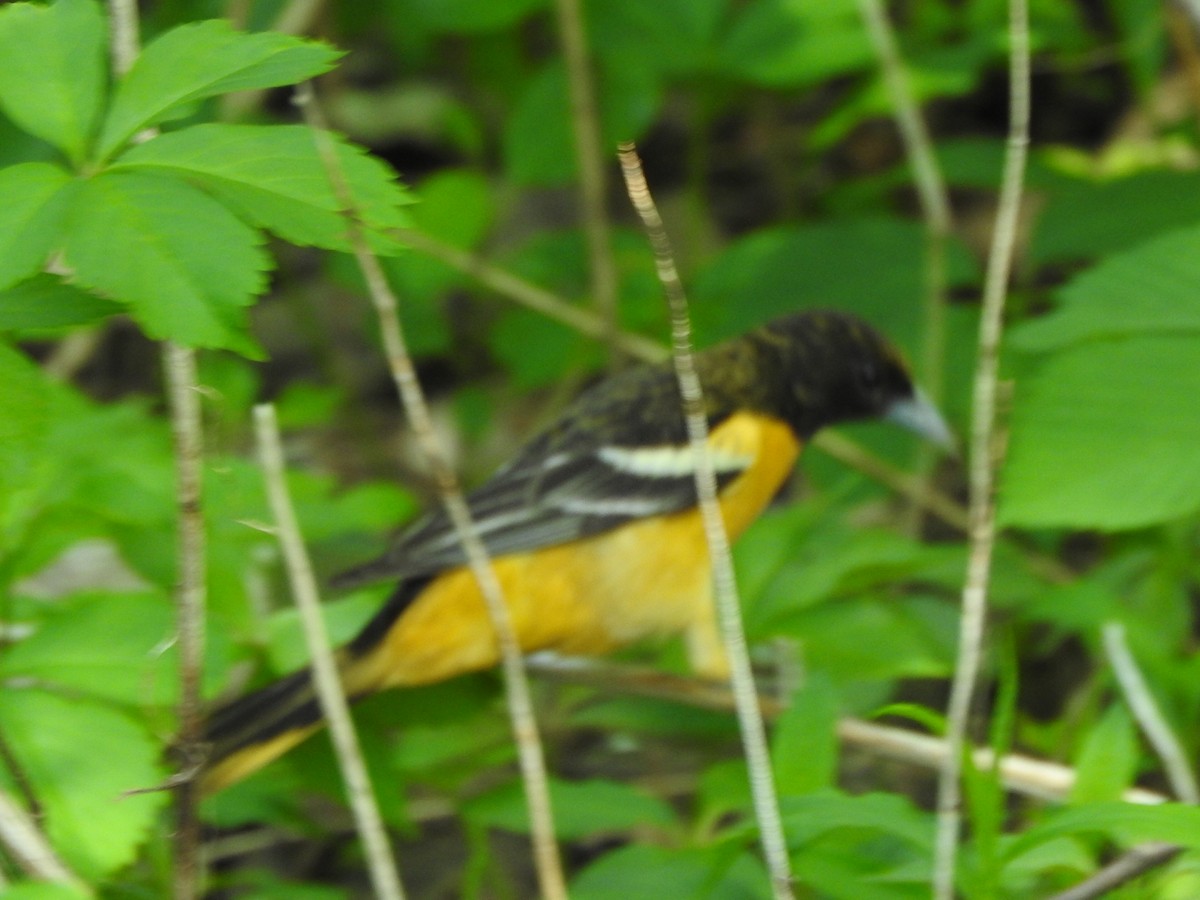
[854,361,882,396]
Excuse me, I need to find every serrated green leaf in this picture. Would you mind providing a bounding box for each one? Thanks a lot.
[0,273,121,333]
[999,336,1200,529]
[1069,705,1138,804]
[0,341,54,536]
[1013,223,1200,352]
[0,163,74,289]
[63,170,269,355]
[0,0,105,163]
[98,20,340,159]
[115,123,410,252]
[0,591,178,705]
[0,690,167,879]
[772,674,839,795]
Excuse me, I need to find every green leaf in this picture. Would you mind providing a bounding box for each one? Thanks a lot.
[504,61,661,186]
[0,0,105,163]
[782,790,933,849]
[63,170,269,355]
[1004,802,1200,864]
[0,162,74,290]
[0,341,54,534]
[396,0,547,32]
[0,690,167,879]
[772,674,839,795]
[1030,171,1200,266]
[98,20,341,159]
[573,845,744,899]
[0,591,178,706]
[1012,224,1200,352]
[999,336,1200,529]
[1069,705,1138,804]
[115,123,411,253]
[0,273,121,333]
[464,778,677,841]
[718,0,872,87]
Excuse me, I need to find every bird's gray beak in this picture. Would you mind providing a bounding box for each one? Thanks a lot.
[885,388,956,451]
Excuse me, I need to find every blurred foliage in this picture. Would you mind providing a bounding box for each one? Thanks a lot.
[2,0,1200,896]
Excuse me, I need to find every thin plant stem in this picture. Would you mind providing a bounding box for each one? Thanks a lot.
[1102,622,1200,803]
[932,0,1030,895]
[617,142,795,900]
[106,3,207,896]
[253,405,406,900]
[295,83,568,900]
[1048,842,1181,900]
[551,0,620,362]
[855,0,954,535]
[0,788,85,890]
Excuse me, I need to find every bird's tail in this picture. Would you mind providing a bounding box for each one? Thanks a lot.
[199,662,333,795]
[197,579,429,794]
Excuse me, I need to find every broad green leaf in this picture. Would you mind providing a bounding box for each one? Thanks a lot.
[1069,705,1138,804]
[573,845,745,899]
[464,778,677,840]
[115,123,411,253]
[0,163,74,289]
[718,0,872,87]
[691,219,976,352]
[0,341,54,533]
[782,790,933,849]
[0,273,120,332]
[0,591,178,705]
[772,674,839,795]
[98,20,340,159]
[0,885,90,900]
[0,0,105,163]
[504,61,661,186]
[394,0,547,32]
[63,170,269,355]
[0,691,167,879]
[1000,336,1200,529]
[588,0,725,78]
[1031,171,1200,266]
[1013,223,1200,352]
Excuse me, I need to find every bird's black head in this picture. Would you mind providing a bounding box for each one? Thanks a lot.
[752,310,953,447]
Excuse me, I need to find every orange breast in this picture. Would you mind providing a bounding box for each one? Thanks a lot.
[348,413,801,692]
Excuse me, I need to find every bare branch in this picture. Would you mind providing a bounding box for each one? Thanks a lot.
[295,83,568,899]
[253,404,406,900]
[933,0,1030,894]
[552,0,620,362]
[618,143,795,899]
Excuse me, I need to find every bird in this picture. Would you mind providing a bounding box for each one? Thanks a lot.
[199,309,953,793]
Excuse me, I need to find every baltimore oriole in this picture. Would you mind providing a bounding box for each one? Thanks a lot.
[200,309,952,793]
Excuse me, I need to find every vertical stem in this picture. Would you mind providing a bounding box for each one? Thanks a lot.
[295,85,568,899]
[552,0,620,363]
[107,3,207,895]
[253,405,406,900]
[855,0,953,533]
[162,344,207,900]
[618,143,795,900]
[932,0,1030,895]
